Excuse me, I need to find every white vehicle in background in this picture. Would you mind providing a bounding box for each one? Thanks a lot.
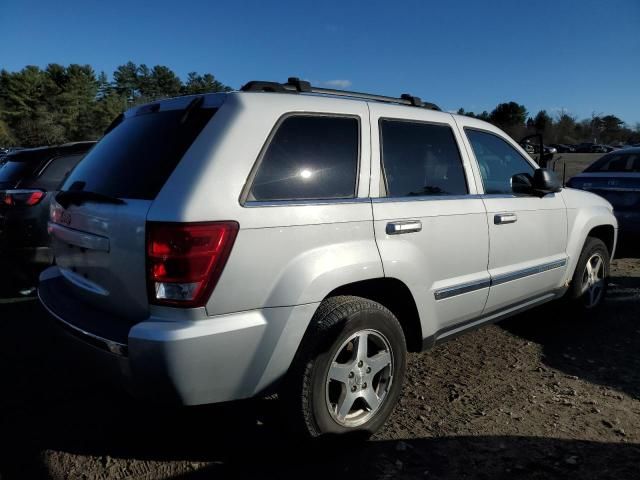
[39,78,617,438]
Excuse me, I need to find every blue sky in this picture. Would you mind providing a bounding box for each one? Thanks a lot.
[1,0,639,124]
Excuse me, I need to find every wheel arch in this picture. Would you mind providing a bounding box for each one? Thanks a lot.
[587,224,616,258]
[564,207,617,283]
[323,277,423,352]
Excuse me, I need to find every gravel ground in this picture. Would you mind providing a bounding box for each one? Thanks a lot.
[1,255,639,480]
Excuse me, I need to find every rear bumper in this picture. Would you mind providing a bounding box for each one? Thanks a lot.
[38,267,317,405]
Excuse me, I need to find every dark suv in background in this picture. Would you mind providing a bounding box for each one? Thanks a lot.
[0,141,95,293]
[567,147,640,250]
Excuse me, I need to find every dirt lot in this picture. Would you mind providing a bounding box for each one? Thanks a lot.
[0,254,638,480]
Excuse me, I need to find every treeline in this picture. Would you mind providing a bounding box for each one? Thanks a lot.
[457,102,640,146]
[2,64,638,148]
[0,62,231,147]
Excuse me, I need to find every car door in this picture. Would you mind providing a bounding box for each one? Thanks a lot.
[369,103,490,340]
[455,117,568,313]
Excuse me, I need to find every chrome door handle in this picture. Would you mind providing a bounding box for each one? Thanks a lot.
[386,220,422,235]
[494,213,517,225]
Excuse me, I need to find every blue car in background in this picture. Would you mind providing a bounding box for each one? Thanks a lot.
[567,148,640,250]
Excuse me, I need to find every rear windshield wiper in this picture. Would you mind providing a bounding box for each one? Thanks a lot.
[55,190,126,208]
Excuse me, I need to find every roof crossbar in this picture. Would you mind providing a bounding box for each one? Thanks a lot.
[240,77,441,111]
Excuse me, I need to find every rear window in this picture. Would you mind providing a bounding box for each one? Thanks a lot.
[62,106,216,200]
[585,153,640,173]
[247,115,359,201]
[0,161,36,189]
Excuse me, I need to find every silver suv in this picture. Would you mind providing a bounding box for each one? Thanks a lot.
[39,78,617,438]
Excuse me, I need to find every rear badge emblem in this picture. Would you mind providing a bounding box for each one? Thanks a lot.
[60,211,72,226]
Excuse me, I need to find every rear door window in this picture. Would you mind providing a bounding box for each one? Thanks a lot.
[380,119,468,197]
[28,154,85,190]
[247,115,360,201]
[62,106,216,200]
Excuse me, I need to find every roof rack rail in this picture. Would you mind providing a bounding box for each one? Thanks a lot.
[240,77,441,111]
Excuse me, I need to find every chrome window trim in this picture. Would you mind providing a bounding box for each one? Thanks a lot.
[244,194,486,207]
[243,194,487,207]
[479,193,519,199]
[372,194,482,204]
[35,155,61,177]
[243,197,372,207]
[434,258,567,301]
[479,193,561,199]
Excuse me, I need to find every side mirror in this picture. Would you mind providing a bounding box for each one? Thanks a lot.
[511,173,534,195]
[532,168,562,195]
[511,168,562,197]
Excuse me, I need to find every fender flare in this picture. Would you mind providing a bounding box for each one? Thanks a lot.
[564,206,617,283]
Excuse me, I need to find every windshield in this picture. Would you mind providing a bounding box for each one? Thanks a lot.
[585,153,640,173]
[62,106,217,200]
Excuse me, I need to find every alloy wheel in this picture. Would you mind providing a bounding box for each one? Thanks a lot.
[581,253,605,309]
[325,329,394,427]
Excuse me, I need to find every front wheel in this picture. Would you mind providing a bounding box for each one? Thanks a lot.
[566,237,610,311]
[282,296,407,438]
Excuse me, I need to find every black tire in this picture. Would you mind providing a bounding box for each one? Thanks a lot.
[565,237,610,312]
[282,295,407,439]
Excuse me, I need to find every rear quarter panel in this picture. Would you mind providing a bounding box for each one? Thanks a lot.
[148,93,383,315]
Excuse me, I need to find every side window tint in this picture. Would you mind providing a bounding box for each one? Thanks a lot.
[380,120,468,197]
[29,154,85,190]
[249,115,359,201]
[465,129,535,194]
[586,153,640,173]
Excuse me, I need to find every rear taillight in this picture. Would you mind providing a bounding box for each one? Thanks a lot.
[1,189,46,207]
[146,221,239,307]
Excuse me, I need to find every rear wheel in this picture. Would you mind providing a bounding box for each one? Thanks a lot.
[283,295,407,438]
[566,237,610,311]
